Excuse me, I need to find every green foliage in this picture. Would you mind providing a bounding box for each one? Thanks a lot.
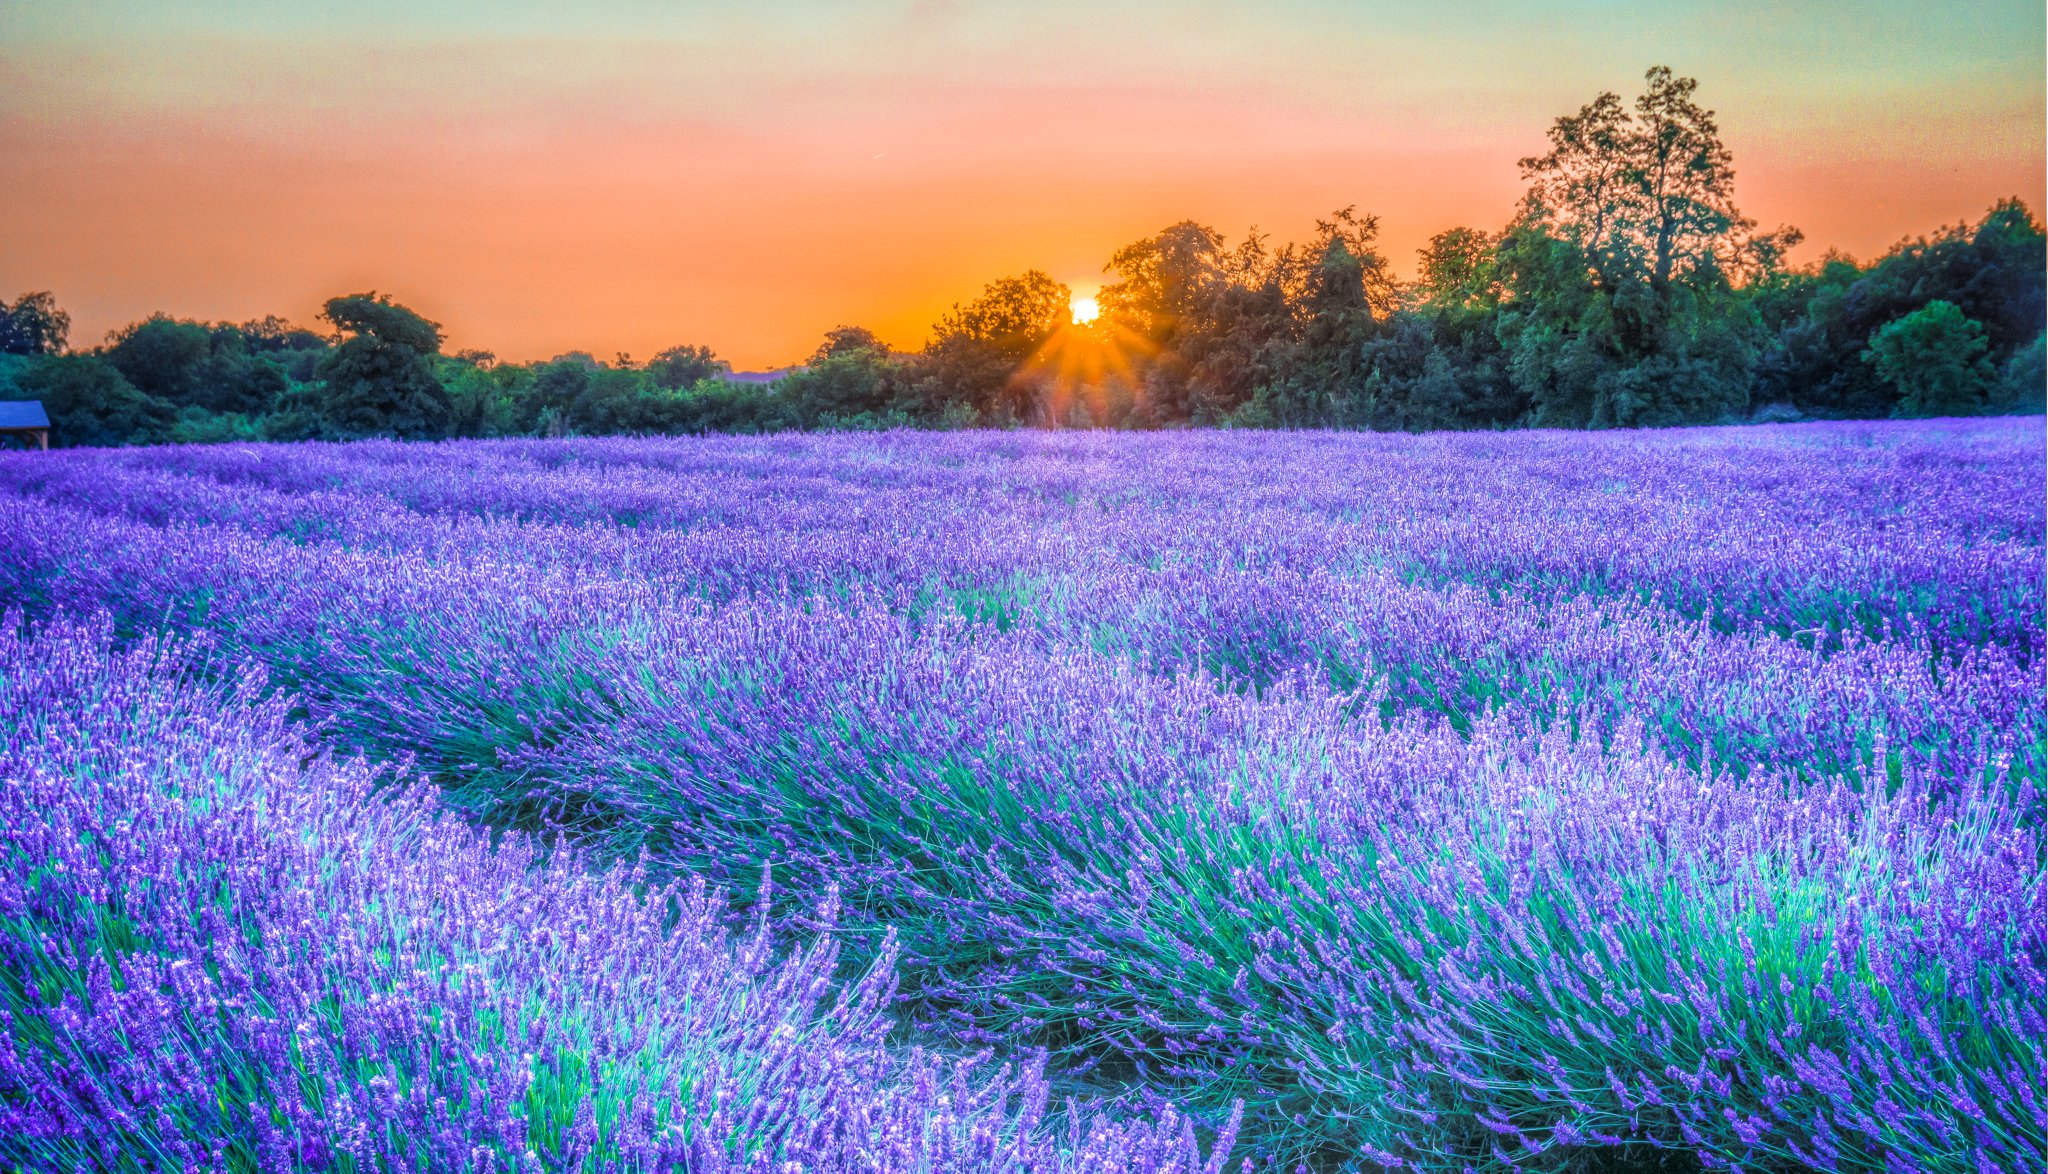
[1759,200,2046,417]
[437,353,533,437]
[321,291,444,352]
[1415,227,1501,311]
[780,348,900,427]
[532,355,675,435]
[315,293,452,438]
[102,315,298,416]
[646,343,727,390]
[2000,333,2045,411]
[670,376,795,434]
[811,325,890,363]
[103,315,210,401]
[937,271,1070,362]
[0,292,69,356]
[1863,300,1998,418]
[1519,67,1792,293]
[166,407,266,445]
[12,354,174,447]
[913,271,1070,421]
[238,314,331,376]
[1486,68,1779,430]
[1103,221,1229,345]
[1096,210,1401,426]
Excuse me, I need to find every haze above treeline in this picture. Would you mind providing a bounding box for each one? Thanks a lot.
[1,68,2042,445]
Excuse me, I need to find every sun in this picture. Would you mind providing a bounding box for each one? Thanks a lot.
[1069,293,1100,325]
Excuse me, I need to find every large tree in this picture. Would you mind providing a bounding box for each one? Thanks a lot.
[104,315,212,403]
[932,271,1069,364]
[1499,67,1794,426]
[0,292,70,356]
[646,343,727,390]
[315,293,451,438]
[912,271,1070,421]
[1414,228,1502,311]
[1520,66,1794,292]
[810,326,890,364]
[1100,214,1395,424]
[1100,222,1227,347]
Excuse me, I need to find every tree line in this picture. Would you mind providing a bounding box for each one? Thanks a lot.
[2,67,2040,448]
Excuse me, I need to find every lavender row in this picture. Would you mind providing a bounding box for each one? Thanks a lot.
[0,616,1239,1172]
[0,485,2033,791]
[2,419,2039,654]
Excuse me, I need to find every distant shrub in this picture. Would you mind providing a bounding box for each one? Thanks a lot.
[1999,332,2046,411]
[1864,299,1999,417]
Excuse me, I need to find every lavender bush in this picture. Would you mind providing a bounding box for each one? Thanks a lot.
[0,418,2040,1170]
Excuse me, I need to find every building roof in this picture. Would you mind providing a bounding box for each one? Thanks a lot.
[0,401,48,430]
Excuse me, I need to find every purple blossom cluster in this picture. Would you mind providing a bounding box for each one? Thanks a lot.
[0,417,2040,1170]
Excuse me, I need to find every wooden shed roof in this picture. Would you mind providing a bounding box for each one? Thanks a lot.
[0,401,49,429]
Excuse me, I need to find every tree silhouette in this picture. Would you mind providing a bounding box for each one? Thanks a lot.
[0,292,70,356]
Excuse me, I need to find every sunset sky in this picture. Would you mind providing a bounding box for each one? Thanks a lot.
[3,1,2042,369]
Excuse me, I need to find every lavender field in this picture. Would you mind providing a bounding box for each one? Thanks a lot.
[0,419,2042,1172]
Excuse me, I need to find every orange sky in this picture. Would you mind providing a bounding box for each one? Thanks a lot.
[3,2,2042,369]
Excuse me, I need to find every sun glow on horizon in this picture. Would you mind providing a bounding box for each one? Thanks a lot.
[1,4,2038,366]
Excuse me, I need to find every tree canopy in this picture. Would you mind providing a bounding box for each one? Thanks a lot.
[313,293,452,438]
[0,293,70,356]
[1864,300,1998,418]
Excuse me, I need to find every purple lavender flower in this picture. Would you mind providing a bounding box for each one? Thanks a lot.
[0,417,2039,1169]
